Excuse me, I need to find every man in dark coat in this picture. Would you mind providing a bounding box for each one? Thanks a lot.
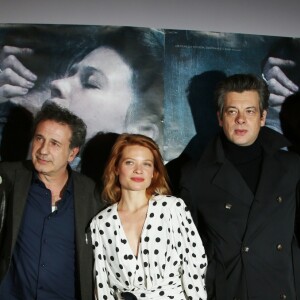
[0,103,103,299]
[180,74,300,300]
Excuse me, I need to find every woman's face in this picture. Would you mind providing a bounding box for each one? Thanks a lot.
[50,47,134,140]
[116,145,154,193]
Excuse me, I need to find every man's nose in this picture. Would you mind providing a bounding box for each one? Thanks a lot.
[235,112,246,124]
[38,141,49,154]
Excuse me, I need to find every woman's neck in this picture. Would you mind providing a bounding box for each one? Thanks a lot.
[118,190,149,212]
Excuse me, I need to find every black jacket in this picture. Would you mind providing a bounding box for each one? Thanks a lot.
[0,160,103,300]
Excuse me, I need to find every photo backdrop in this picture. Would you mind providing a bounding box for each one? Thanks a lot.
[0,24,299,174]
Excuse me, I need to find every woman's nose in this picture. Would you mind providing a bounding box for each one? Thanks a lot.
[50,77,72,99]
[133,165,143,174]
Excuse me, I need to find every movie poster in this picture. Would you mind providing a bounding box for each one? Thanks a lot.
[164,30,299,162]
[0,24,299,180]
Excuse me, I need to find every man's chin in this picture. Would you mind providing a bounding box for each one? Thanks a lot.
[33,162,50,173]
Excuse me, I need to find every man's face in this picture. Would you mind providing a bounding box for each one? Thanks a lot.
[50,47,134,140]
[218,91,267,146]
[31,120,79,177]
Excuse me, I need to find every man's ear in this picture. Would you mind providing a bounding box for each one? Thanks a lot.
[260,110,267,126]
[68,147,80,163]
[217,112,223,127]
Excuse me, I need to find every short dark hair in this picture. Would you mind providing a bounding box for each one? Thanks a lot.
[215,73,269,117]
[32,102,87,149]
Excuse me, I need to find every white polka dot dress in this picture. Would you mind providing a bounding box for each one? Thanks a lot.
[90,195,207,300]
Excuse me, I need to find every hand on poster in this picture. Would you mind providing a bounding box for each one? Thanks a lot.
[0,45,37,99]
[262,56,299,111]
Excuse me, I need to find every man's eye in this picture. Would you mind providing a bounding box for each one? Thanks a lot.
[247,109,256,114]
[51,141,60,147]
[227,110,237,115]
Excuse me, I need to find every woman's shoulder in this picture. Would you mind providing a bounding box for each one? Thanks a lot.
[151,194,187,209]
[92,203,117,223]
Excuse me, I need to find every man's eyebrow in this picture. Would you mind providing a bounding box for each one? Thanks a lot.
[50,138,62,145]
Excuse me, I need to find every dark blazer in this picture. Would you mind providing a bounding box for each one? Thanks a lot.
[180,127,300,300]
[0,160,103,300]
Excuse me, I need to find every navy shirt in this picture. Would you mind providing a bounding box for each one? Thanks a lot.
[0,171,78,300]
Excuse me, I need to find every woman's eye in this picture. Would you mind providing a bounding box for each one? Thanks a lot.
[84,79,102,89]
[82,73,104,89]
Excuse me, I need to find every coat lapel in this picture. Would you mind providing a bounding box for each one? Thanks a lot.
[243,153,288,243]
[12,163,32,249]
[212,159,254,205]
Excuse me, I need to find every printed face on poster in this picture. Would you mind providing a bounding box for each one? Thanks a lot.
[0,24,299,169]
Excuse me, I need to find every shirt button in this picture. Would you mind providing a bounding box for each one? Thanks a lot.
[241,246,249,253]
[225,203,232,210]
[276,196,283,203]
[277,244,283,251]
[280,294,287,299]
[41,263,46,267]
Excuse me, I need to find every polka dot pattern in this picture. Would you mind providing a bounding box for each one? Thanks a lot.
[90,195,207,299]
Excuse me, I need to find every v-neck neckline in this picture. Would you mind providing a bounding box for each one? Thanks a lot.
[115,200,151,260]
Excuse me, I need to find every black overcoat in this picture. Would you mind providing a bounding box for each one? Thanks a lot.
[180,127,300,300]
